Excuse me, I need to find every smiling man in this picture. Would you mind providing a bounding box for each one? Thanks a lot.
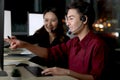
[5,1,108,80]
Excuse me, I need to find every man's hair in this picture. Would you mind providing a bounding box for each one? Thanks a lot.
[66,1,95,30]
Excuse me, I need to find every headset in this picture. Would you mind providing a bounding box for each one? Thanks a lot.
[67,3,89,35]
[80,15,86,22]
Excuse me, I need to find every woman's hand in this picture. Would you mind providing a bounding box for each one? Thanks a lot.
[41,67,70,76]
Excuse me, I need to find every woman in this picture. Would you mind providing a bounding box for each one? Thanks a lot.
[9,7,70,68]
[16,7,69,47]
[5,1,108,80]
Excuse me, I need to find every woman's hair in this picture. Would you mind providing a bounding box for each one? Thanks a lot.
[42,7,65,35]
[66,1,95,30]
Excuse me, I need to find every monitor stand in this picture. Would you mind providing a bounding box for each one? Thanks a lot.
[0,71,8,76]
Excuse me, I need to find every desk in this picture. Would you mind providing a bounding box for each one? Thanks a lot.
[4,48,35,65]
[0,66,77,80]
[2,51,77,80]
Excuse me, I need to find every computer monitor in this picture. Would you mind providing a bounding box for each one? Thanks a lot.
[28,13,44,35]
[0,0,8,76]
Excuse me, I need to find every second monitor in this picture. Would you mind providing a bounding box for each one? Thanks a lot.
[4,10,12,38]
[28,13,44,36]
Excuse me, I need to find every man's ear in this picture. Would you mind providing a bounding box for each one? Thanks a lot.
[83,15,88,24]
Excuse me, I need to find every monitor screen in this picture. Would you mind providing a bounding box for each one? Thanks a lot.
[4,10,12,38]
[28,13,44,35]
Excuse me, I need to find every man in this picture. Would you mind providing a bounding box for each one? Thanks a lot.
[5,1,108,80]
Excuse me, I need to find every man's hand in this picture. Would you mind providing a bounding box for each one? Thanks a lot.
[4,37,27,49]
[41,67,70,76]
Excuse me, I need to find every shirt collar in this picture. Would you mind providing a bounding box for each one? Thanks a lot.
[80,31,95,48]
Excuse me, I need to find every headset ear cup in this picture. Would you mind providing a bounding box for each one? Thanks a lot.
[80,16,86,22]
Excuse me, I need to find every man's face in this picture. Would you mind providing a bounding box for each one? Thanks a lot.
[66,9,83,34]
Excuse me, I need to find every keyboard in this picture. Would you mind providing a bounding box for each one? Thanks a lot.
[24,66,52,77]
[4,42,10,48]
[7,54,32,57]
[24,66,43,77]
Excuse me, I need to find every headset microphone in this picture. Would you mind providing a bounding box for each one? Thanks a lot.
[67,22,83,35]
[67,30,72,35]
[51,29,55,32]
[51,28,57,32]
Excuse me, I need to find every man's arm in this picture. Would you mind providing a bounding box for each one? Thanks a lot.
[6,38,49,59]
[41,67,94,80]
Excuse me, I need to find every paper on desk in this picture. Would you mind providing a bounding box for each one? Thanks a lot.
[4,60,27,66]
[20,48,33,54]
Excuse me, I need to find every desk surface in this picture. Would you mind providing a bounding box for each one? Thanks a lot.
[2,51,77,80]
[0,66,77,80]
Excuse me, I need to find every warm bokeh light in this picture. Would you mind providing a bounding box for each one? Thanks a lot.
[99,24,104,28]
[94,24,99,27]
[103,22,107,27]
[99,19,103,22]
[111,32,119,37]
[93,18,113,32]
[107,23,111,27]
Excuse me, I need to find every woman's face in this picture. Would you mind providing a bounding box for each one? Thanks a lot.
[44,12,58,33]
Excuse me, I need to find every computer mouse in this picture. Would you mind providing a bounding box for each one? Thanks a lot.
[16,63,29,67]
